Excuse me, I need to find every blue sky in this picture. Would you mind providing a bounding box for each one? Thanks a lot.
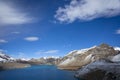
[0,0,120,59]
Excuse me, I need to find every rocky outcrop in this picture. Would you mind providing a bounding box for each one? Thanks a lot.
[75,59,120,80]
[58,44,118,70]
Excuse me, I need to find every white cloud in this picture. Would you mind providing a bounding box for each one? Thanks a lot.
[0,1,33,25]
[45,50,59,54]
[55,0,120,23]
[24,36,39,41]
[0,39,8,43]
[11,31,20,34]
[36,50,59,54]
[116,29,120,34]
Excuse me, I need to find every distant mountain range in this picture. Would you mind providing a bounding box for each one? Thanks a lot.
[0,51,62,64]
[1,43,119,64]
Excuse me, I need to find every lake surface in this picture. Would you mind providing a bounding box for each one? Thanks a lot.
[0,65,78,80]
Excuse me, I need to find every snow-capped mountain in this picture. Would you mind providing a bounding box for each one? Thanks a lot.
[17,58,30,61]
[58,43,118,70]
[0,51,15,62]
[66,46,96,57]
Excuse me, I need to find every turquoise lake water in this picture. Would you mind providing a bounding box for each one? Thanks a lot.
[0,65,78,80]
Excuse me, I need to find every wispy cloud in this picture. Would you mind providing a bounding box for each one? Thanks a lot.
[55,0,120,23]
[11,31,20,34]
[12,52,29,59]
[0,49,7,52]
[44,50,59,54]
[24,36,39,41]
[116,29,120,34]
[0,39,8,43]
[0,1,33,25]
[17,52,26,58]
[36,50,59,54]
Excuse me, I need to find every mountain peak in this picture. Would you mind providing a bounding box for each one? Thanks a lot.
[99,43,111,48]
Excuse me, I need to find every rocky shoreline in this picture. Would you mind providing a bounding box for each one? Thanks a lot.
[75,59,120,80]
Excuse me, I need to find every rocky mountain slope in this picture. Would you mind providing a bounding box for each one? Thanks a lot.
[75,59,120,80]
[58,44,118,70]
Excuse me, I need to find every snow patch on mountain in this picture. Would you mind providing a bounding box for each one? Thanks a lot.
[85,54,93,61]
[60,57,75,65]
[18,58,30,61]
[0,58,5,61]
[114,47,120,51]
[77,46,96,55]
[67,46,96,56]
[0,51,15,62]
[111,54,120,62]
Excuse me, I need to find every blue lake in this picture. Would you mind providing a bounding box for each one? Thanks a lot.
[0,65,78,80]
